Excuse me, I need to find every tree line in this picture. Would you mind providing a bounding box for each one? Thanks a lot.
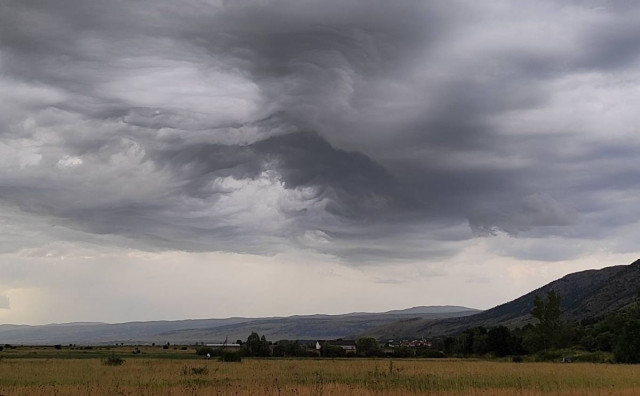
[195,292,640,363]
[442,291,640,363]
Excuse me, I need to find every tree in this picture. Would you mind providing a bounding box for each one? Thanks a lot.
[272,340,306,357]
[452,327,488,356]
[321,342,345,357]
[245,332,271,357]
[531,290,563,350]
[443,337,455,355]
[393,345,415,358]
[356,337,382,357]
[613,319,640,363]
[613,302,640,363]
[487,326,513,357]
[471,328,488,355]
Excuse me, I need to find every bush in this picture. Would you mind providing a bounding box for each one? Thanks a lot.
[321,343,346,358]
[181,365,209,375]
[572,351,611,363]
[272,340,308,357]
[195,347,216,356]
[579,335,597,352]
[357,337,383,357]
[416,349,446,358]
[102,355,125,366]
[534,349,564,362]
[219,351,242,362]
[535,349,587,362]
[392,346,415,358]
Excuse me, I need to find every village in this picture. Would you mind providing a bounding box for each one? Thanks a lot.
[204,335,443,358]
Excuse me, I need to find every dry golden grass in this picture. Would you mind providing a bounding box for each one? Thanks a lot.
[1,358,639,395]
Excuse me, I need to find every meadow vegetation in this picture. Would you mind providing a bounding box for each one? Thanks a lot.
[443,292,640,363]
[2,294,640,394]
[1,354,640,395]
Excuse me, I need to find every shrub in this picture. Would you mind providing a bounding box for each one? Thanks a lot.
[102,355,125,366]
[416,349,446,358]
[393,346,415,358]
[357,337,382,357]
[579,335,597,352]
[272,340,308,357]
[572,351,610,363]
[181,365,209,375]
[535,349,564,362]
[195,347,216,356]
[321,343,346,358]
[219,351,242,362]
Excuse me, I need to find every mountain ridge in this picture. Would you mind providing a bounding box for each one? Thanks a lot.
[0,306,479,345]
[4,259,637,345]
[367,259,640,339]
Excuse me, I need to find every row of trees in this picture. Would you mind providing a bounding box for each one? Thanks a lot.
[196,333,435,359]
[196,332,316,359]
[195,292,640,363]
[443,291,640,363]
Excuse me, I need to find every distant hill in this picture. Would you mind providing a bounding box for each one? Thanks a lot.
[368,259,640,339]
[6,258,639,345]
[0,306,479,345]
[384,306,478,315]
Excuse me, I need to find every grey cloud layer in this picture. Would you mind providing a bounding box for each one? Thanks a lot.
[2,0,640,262]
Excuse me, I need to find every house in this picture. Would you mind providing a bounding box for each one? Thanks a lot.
[205,343,242,352]
[397,338,432,348]
[316,339,357,352]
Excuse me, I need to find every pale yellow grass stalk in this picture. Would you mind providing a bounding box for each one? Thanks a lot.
[1,358,639,395]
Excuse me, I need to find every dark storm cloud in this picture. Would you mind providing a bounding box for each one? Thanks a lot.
[253,133,416,216]
[2,0,640,262]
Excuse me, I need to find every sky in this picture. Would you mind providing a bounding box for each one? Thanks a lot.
[1,0,640,325]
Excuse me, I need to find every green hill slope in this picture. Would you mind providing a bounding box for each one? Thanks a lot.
[368,259,640,339]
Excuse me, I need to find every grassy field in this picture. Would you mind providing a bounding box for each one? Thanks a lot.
[1,348,639,395]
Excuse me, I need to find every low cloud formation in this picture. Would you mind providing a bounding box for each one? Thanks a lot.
[2,0,640,263]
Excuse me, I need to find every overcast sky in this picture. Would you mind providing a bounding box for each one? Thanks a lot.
[1,0,640,325]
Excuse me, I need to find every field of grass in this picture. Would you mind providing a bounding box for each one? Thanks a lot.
[1,348,640,395]
[0,345,197,360]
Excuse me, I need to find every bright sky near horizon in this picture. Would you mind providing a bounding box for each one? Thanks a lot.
[1,0,640,325]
